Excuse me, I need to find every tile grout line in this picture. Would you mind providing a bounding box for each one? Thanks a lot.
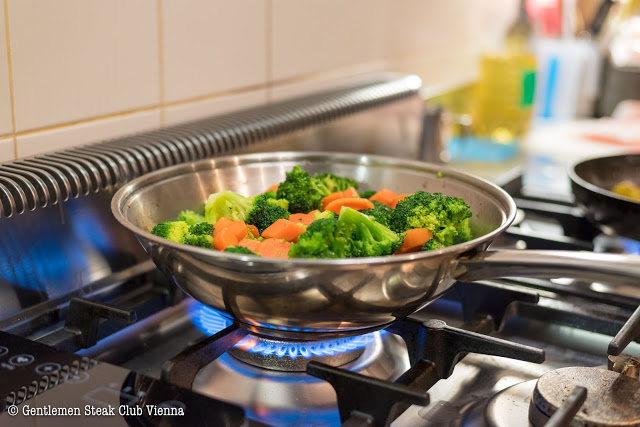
[3,0,17,159]
[265,0,272,103]
[157,0,165,126]
[15,104,161,138]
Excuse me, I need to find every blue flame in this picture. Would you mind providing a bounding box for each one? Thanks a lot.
[621,238,640,255]
[189,301,379,359]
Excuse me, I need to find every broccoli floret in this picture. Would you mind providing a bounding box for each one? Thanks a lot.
[181,222,215,248]
[151,221,189,243]
[359,189,377,199]
[313,210,339,221]
[264,190,277,199]
[339,207,404,257]
[204,191,290,233]
[313,172,359,193]
[276,166,332,213]
[361,200,394,227]
[246,194,290,233]
[267,198,289,211]
[176,210,206,226]
[422,238,444,251]
[389,191,472,247]
[184,234,214,249]
[289,218,354,258]
[188,222,214,236]
[225,246,259,255]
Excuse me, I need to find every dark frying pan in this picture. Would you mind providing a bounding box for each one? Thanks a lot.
[570,153,640,241]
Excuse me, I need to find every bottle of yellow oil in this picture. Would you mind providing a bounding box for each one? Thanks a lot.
[471,0,536,145]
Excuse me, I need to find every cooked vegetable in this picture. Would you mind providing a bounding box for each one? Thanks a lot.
[369,189,399,207]
[289,218,354,258]
[324,198,375,214]
[265,183,279,193]
[213,227,239,251]
[151,221,189,243]
[188,222,214,236]
[359,190,376,199]
[313,210,338,221]
[248,194,290,233]
[205,191,289,233]
[184,234,214,248]
[395,228,433,254]
[612,180,640,202]
[342,187,359,198]
[151,166,474,258]
[422,238,444,251]
[246,224,260,238]
[313,172,358,193]
[290,211,318,226]
[177,210,206,226]
[267,197,290,211]
[225,246,259,255]
[238,238,260,252]
[183,221,215,248]
[390,191,472,247]
[262,219,306,243]
[276,166,332,213]
[339,207,404,257]
[391,194,409,209]
[322,191,346,210]
[361,200,394,227]
[255,238,291,258]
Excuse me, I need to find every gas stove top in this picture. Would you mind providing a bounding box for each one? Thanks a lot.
[4,174,640,426]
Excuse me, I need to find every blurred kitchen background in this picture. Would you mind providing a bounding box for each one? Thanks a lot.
[0,0,637,189]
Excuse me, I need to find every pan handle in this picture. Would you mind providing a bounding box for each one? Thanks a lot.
[452,250,640,285]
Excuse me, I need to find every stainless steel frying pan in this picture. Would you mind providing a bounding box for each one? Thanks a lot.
[570,153,640,240]
[111,152,640,339]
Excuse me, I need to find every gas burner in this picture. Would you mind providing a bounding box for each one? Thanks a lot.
[530,366,640,426]
[485,367,640,427]
[229,333,377,371]
[190,302,379,371]
[192,331,409,426]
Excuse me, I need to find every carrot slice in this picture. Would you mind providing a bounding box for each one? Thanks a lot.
[246,224,260,238]
[324,198,375,214]
[265,183,279,193]
[342,187,359,198]
[395,228,434,254]
[262,219,306,243]
[289,213,309,223]
[391,193,409,208]
[223,220,247,240]
[322,191,344,210]
[256,238,291,258]
[369,189,399,207]
[213,227,239,251]
[238,238,260,252]
[290,211,317,226]
[213,217,234,234]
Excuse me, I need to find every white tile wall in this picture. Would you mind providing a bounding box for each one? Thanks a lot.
[0,5,13,136]
[162,0,267,103]
[164,89,267,126]
[0,137,13,162]
[7,0,159,132]
[271,0,386,81]
[0,0,518,160]
[16,109,161,158]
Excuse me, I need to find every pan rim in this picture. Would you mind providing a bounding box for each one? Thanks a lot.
[111,151,517,267]
[569,153,640,206]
